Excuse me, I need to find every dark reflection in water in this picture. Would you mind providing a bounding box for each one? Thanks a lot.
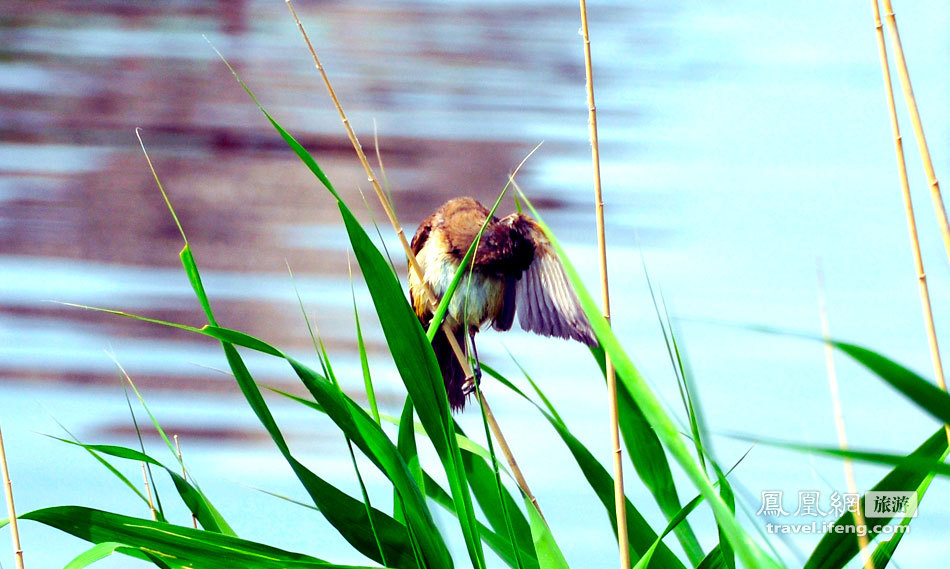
[1,1,668,565]
[0,0,660,393]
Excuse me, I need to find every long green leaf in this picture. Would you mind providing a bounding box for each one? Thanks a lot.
[339,203,485,568]
[50,438,233,536]
[421,472,540,569]
[525,499,570,569]
[802,427,949,568]
[64,542,127,569]
[212,46,484,568]
[834,342,950,425]
[742,325,950,427]
[22,506,370,569]
[742,435,950,478]
[516,191,778,569]
[288,359,452,568]
[169,210,420,566]
[869,447,948,568]
[481,363,687,568]
[590,348,703,563]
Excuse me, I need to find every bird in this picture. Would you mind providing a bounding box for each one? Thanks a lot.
[409,196,597,411]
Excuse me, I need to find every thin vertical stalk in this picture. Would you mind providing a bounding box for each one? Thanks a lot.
[879,0,950,264]
[870,0,948,445]
[174,435,198,529]
[141,463,157,521]
[816,264,871,567]
[0,425,25,569]
[284,0,541,514]
[577,2,628,569]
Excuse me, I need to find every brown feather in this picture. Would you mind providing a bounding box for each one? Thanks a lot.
[409,198,597,412]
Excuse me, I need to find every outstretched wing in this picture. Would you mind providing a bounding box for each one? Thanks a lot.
[511,215,597,346]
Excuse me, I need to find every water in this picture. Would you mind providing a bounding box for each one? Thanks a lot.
[1,1,948,567]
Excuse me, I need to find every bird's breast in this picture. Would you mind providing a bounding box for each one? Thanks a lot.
[411,237,504,328]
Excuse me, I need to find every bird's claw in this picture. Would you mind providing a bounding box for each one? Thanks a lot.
[462,368,482,396]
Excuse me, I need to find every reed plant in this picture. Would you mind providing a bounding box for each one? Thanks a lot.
[1,4,949,569]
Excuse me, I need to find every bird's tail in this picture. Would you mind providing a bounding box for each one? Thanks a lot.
[431,324,469,411]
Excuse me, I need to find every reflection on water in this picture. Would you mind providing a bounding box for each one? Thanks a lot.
[2,0,949,567]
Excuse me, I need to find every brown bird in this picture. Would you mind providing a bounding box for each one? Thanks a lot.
[409,197,597,410]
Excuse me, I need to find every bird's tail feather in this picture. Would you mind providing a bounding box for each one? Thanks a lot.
[431,325,469,411]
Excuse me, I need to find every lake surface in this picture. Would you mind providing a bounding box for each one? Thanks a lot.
[1,1,949,567]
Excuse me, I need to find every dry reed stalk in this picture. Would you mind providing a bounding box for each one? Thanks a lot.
[879,0,950,264]
[0,425,25,569]
[816,265,871,567]
[870,0,948,445]
[174,435,198,529]
[284,0,543,515]
[141,463,157,521]
[577,2,628,568]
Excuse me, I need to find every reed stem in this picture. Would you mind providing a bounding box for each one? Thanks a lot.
[0,425,24,569]
[879,0,950,265]
[174,435,198,529]
[816,264,871,567]
[142,462,157,521]
[577,2,628,567]
[285,0,542,514]
[870,0,948,448]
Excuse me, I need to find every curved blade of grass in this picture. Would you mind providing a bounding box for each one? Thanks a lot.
[52,418,150,506]
[868,446,945,568]
[711,463,735,569]
[211,46,484,567]
[65,542,128,569]
[633,486,713,569]
[138,130,415,566]
[590,347,704,563]
[737,324,950,427]
[290,271,391,568]
[225,344,420,568]
[288,358,452,567]
[351,277,380,424]
[634,448,756,569]
[800,427,949,569]
[275,385,532,569]
[116,369,166,523]
[394,398,421,523]
[393,398,429,568]
[662,320,734,569]
[834,342,950,425]
[420,471,539,569]
[49,438,233,535]
[696,545,728,569]
[480,363,685,568]
[525,499,569,569]
[455,416,531,569]
[515,190,778,569]
[64,542,128,569]
[141,159,421,567]
[339,203,484,568]
[166,222,420,564]
[22,506,371,569]
[738,434,950,478]
[252,487,320,512]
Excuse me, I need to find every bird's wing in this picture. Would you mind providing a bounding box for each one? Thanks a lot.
[410,213,435,255]
[513,216,598,346]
